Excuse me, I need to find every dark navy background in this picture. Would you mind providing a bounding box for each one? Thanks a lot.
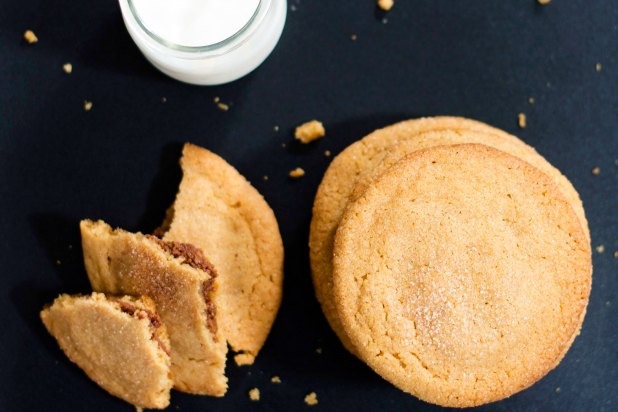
[1,1,616,411]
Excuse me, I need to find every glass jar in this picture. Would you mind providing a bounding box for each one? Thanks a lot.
[119,0,287,85]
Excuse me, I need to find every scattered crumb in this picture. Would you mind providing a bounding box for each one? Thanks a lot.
[281,143,287,148]
[263,175,269,181]
[83,101,93,111]
[315,347,322,354]
[62,63,72,74]
[606,301,612,307]
[595,63,602,72]
[518,113,527,129]
[528,97,535,105]
[290,4,297,12]
[271,376,282,383]
[592,166,601,176]
[234,353,254,366]
[55,260,61,265]
[377,0,394,11]
[161,97,167,103]
[289,167,305,178]
[248,388,260,401]
[613,250,618,258]
[295,120,325,143]
[213,96,220,103]
[68,244,73,250]
[23,29,38,44]
[555,387,561,393]
[324,150,332,157]
[351,34,358,41]
[537,0,551,5]
[382,17,389,24]
[273,125,280,132]
[135,406,144,412]
[596,245,605,254]
[217,102,229,111]
[304,392,318,406]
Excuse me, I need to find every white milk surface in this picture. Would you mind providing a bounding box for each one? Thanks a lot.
[131,0,261,47]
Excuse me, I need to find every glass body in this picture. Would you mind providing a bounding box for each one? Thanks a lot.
[119,0,287,85]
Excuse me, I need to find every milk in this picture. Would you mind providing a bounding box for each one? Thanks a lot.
[119,0,287,85]
[131,0,261,47]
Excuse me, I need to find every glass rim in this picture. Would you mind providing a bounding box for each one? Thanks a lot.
[125,0,269,54]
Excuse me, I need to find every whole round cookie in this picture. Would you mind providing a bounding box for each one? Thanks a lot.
[309,117,589,353]
[333,144,591,407]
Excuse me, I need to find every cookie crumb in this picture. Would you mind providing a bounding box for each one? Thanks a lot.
[23,29,38,44]
[217,102,229,111]
[324,150,332,157]
[613,250,618,258]
[271,376,282,383]
[55,260,61,265]
[351,34,358,41]
[161,97,167,103]
[596,245,605,254]
[555,387,561,393]
[304,392,318,406]
[263,175,269,181]
[377,0,394,11]
[62,63,73,74]
[382,17,389,24]
[281,143,287,148]
[234,353,254,366]
[518,113,527,129]
[135,406,144,412]
[595,63,602,72]
[213,96,220,103]
[591,166,601,176]
[537,0,551,4]
[528,97,535,105]
[273,125,280,132]
[83,101,93,111]
[248,388,260,401]
[316,347,322,354]
[289,167,305,178]
[295,120,325,143]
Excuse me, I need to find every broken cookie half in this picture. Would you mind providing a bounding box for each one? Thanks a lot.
[80,219,227,396]
[40,293,172,409]
[158,143,284,366]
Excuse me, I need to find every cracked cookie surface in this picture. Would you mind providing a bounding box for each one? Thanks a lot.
[309,117,589,355]
[333,144,591,407]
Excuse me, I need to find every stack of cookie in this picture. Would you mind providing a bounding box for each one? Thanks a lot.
[310,117,592,407]
[41,144,284,409]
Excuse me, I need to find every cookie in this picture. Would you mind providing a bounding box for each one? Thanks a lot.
[40,293,172,409]
[333,144,592,407]
[80,219,227,396]
[309,117,589,353]
[158,143,284,366]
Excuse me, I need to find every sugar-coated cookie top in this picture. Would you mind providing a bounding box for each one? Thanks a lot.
[333,144,591,407]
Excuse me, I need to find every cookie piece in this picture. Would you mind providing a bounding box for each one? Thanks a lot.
[309,117,589,353]
[158,143,284,366]
[333,144,592,407]
[80,219,227,396]
[40,293,172,409]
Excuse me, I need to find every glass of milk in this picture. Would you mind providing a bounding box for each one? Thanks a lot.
[119,0,287,85]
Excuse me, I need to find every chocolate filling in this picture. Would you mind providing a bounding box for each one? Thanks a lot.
[146,235,219,339]
[202,278,218,339]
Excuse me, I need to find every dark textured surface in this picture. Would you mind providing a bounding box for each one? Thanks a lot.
[1,1,616,411]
